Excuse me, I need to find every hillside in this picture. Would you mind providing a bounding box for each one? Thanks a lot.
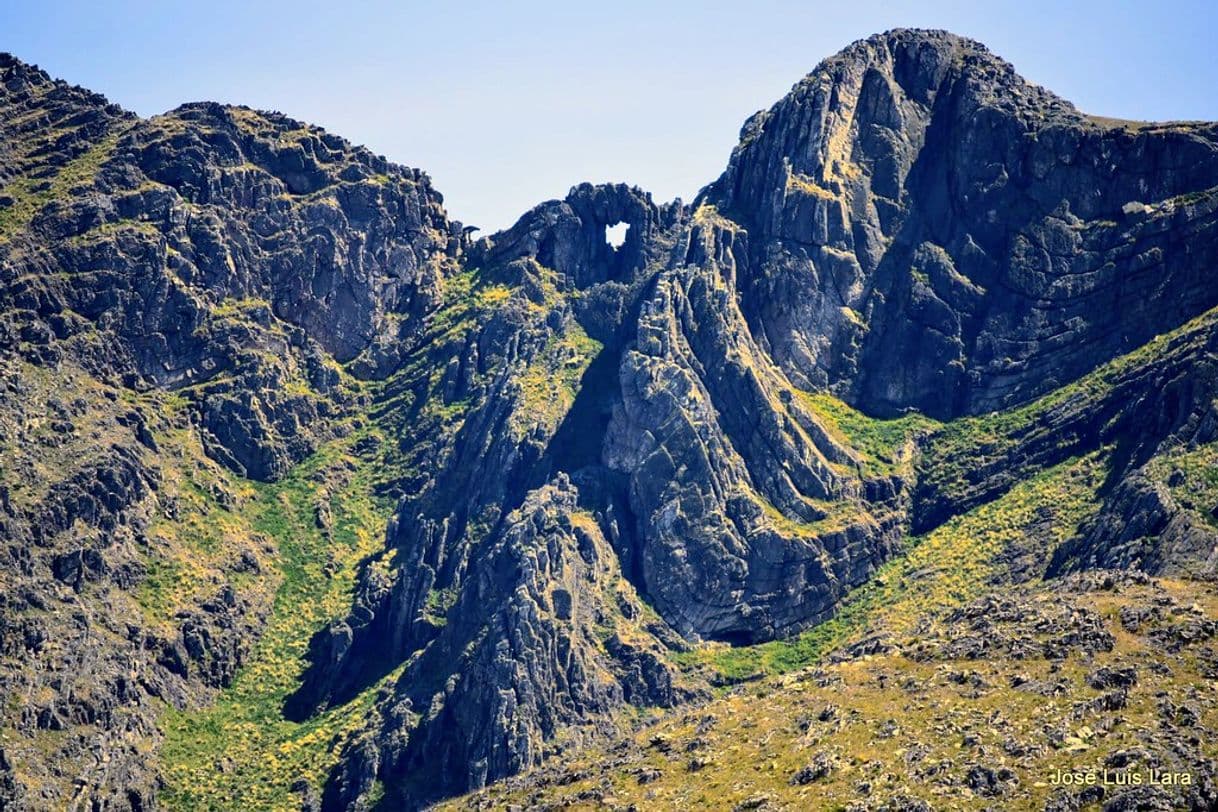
[0,29,1215,811]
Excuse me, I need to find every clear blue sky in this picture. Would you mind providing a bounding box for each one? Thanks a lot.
[3,1,1216,232]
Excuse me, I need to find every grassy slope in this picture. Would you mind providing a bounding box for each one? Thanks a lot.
[454,577,1218,812]
[796,390,940,479]
[156,426,395,810]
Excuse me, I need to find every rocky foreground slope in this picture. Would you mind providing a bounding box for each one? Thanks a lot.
[0,28,1216,811]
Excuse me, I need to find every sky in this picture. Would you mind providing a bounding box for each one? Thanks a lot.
[3,1,1216,232]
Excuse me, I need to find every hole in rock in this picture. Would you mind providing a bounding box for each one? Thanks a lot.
[605,222,629,249]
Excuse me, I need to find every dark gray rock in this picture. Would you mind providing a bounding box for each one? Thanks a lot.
[323,478,694,810]
[702,29,1218,420]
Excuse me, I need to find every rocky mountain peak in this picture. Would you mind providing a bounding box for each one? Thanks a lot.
[808,28,1066,104]
[702,27,1218,419]
[708,27,1091,245]
[1,52,112,105]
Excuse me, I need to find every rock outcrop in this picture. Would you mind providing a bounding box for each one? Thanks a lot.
[604,222,906,642]
[702,29,1218,419]
[324,479,692,809]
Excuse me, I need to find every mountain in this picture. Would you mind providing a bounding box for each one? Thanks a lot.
[0,28,1216,811]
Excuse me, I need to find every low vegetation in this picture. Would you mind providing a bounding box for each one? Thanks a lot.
[795,390,939,478]
[455,573,1218,811]
[0,125,127,240]
[158,427,395,810]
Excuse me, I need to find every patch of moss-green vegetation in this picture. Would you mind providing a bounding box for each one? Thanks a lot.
[64,217,162,245]
[923,305,1218,504]
[158,428,396,810]
[785,171,837,200]
[745,485,866,539]
[210,296,273,319]
[135,556,190,620]
[1165,186,1218,207]
[796,391,939,477]
[423,586,458,626]
[691,202,738,230]
[682,453,1105,682]
[1085,114,1154,132]
[1149,440,1218,528]
[425,265,500,341]
[513,324,602,437]
[0,125,127,240]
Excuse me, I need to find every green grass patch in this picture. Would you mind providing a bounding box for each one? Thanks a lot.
[796,390,939,477]
[0,125,128,240]
[136,558,189,619]
[65,217,162,245]
[1148,439,1218,528]
[158,429,395,810]
[512,322,602,438]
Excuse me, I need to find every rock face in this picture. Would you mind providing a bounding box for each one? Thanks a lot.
[604,223,906,642]
[0,54,461,809]
[323,478,692,809]
[2,56,462,479]
[1,28,1218,812]
[702,29,1218,418]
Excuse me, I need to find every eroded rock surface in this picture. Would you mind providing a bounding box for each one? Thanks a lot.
[703,29,1218,418]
